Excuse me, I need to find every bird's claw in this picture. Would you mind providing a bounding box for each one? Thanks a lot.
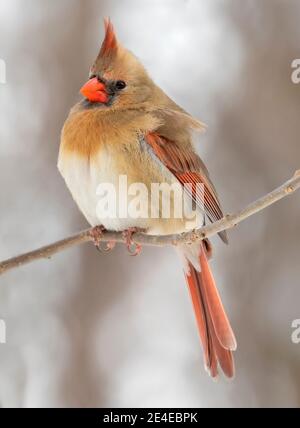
[96,240,116,254]
[122,228,143,256]
[89,225,116,254]
[203,238,213,259]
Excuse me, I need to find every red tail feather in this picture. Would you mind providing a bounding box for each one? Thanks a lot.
[184,241,236,378]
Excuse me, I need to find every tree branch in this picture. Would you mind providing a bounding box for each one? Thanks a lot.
[1,170,299,276]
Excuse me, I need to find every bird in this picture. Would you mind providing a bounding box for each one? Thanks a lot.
[58,19,237,378]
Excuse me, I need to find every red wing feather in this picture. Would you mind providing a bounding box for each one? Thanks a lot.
[145,133,227,242]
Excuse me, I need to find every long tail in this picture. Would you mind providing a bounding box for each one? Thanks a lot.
[180,240,236,378]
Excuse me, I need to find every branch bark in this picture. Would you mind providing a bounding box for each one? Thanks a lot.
[0,170,299,276]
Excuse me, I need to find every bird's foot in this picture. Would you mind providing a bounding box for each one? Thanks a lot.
[122,227,144,256]
[89,225,116,253]
[202,238,213,259]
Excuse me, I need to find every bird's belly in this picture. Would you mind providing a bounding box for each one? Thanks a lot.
[58,147,152,230]
[58,147,204,234]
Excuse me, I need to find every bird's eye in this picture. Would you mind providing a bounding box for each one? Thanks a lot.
[115,80,126,90]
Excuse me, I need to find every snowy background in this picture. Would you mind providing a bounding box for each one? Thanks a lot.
[0,0,300,407]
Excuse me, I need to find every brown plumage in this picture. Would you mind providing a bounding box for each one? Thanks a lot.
[58,19,236,378]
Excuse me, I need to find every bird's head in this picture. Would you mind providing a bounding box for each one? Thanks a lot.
[80,19,154,108]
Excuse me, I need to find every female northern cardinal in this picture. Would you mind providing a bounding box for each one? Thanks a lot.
[58,19,237,378]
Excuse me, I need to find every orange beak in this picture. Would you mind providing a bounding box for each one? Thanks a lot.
[80,77,109,103]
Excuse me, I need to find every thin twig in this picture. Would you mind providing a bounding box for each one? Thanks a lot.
[0,170,299,276]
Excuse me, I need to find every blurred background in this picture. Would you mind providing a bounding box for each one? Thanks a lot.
[0,0,300,408]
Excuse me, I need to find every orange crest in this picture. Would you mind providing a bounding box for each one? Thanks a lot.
[99,18,118,58]
[90,18,118,75]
